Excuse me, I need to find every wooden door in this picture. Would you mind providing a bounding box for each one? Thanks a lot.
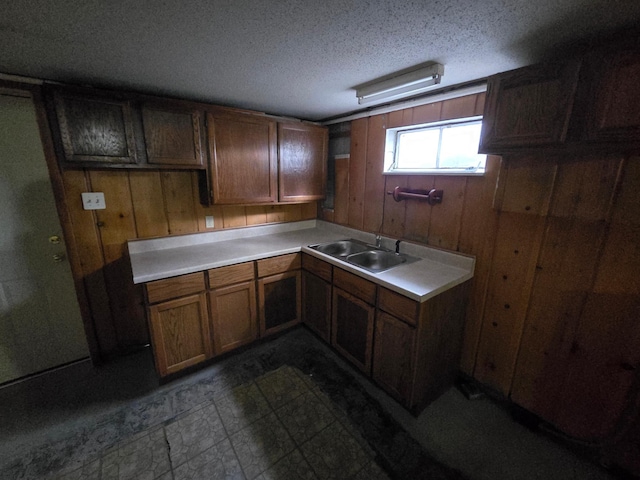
[278,122,327,202]
[372,311,416,405]
[209,281,257,354]
[302,270,331,341]
[141,104,204,167]
[148,293,211,376]
[207,112,277,204]
[331,287,374,374]
[258,270,301,336]
[51,90,138,166]
[479,59,581,153]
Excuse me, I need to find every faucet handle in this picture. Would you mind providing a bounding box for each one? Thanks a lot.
[375,234,382,247]
[395,239,401,254]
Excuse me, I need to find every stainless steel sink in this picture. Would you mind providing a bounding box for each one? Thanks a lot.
[346,250,407,272]
[312,239,370,257]
[310,239,419,273]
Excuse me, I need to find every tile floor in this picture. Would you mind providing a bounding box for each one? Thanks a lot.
[0,327,623,480]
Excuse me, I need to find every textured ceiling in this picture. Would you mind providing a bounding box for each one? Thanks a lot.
[1,0,640,121]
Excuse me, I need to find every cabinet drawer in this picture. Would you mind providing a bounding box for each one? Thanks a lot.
[302,253,332,282]
[146,272,205,304]
[378,288,418,326]
[333,268,376,305]
[257,253,301,277]
[208,262,255,288]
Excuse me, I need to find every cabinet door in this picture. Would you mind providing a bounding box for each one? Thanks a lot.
[207,112,277,204]
[258,270,301,336]
[209,281,257,354]
[148,292,211,376]
[578,48,640,145]
[331,287,374,374]
[372,311,416,405]
[52,91,138,165]
[302,270,331,342]
[141,105,204,168]
[479,59,581,153]
[278,122,327,202]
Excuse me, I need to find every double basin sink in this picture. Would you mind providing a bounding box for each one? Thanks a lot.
[309,239,419,273]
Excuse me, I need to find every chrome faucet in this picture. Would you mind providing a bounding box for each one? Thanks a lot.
[375,235,382,248]
[395,239,401,254]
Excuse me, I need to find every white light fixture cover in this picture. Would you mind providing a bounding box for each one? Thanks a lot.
[356,63,444,105]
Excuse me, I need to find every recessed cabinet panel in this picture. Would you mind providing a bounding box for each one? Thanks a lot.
[209,281,257,354]
[479,60,581,153]
[208,112,277,204]
[373,311,416,404]
[331,287,374,374]
[579,49,640,145]
[278,122,328,202]
[53,92,138,165]
[302,270,332,342]
[148,293,211,376]
[258,270,301,336]
[142,106,204,167]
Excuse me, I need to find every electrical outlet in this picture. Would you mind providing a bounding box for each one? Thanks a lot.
[81,192,106,210]
[205,215,214,228]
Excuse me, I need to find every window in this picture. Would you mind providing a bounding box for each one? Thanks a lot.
[384,116,486,175]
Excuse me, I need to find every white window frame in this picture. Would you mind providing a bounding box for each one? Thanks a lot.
[384,115,486,176]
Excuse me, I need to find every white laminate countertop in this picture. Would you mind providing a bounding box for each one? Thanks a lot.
[127,220,475,302]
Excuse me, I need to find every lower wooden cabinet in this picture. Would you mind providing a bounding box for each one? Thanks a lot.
[372,311,416,402]
[209,281,257,354]
[148,292,212,377]
[302,270,332,342]
[332,287,375,374]
[208,261,257,354]
[258,270,301,336]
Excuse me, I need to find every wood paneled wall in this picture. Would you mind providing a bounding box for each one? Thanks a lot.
[323,92,640,442]
[61,168,316,357]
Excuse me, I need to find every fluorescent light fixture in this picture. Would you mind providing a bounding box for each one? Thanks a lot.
[356,63,444,105]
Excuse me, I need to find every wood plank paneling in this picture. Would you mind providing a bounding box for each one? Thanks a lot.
[61,170,118,355]
[362,114,387,233]
[89,170,147,348]
[222,205,247,228]
[427,176,466,250]
[129,171,169,238]
[348,118,368,229]
[161,171,198,234]
[334,156,350,224]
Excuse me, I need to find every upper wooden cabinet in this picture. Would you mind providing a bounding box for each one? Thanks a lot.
[278,122,327,202]
[571,46,640,146]
[52,89,140,166]
[47,86,206,170]
[479,59,581,153]
[479,37,640,154]
[141,103,205,167]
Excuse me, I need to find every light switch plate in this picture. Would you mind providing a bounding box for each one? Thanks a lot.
[81,192,106,210]
[205,216,214,228]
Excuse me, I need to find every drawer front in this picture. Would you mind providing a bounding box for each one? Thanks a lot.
[146,272,206,304]
[257,253,301,277]
[209,261,255,289]
[302,253,332,282]
[378,287,418,326]
[333,268,376,305]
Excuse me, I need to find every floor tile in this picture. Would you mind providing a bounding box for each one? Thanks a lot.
[165,401,227,468]
[352,460,391,480]
[275,390,336,445]
[300,421,371,480]
[214,382,272,435]
[255,366,309,409]
[100,427,170,480]
[56,458,101,480]
[172,438,244,480]
[254,449,318,480]
[230,412,296,480]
